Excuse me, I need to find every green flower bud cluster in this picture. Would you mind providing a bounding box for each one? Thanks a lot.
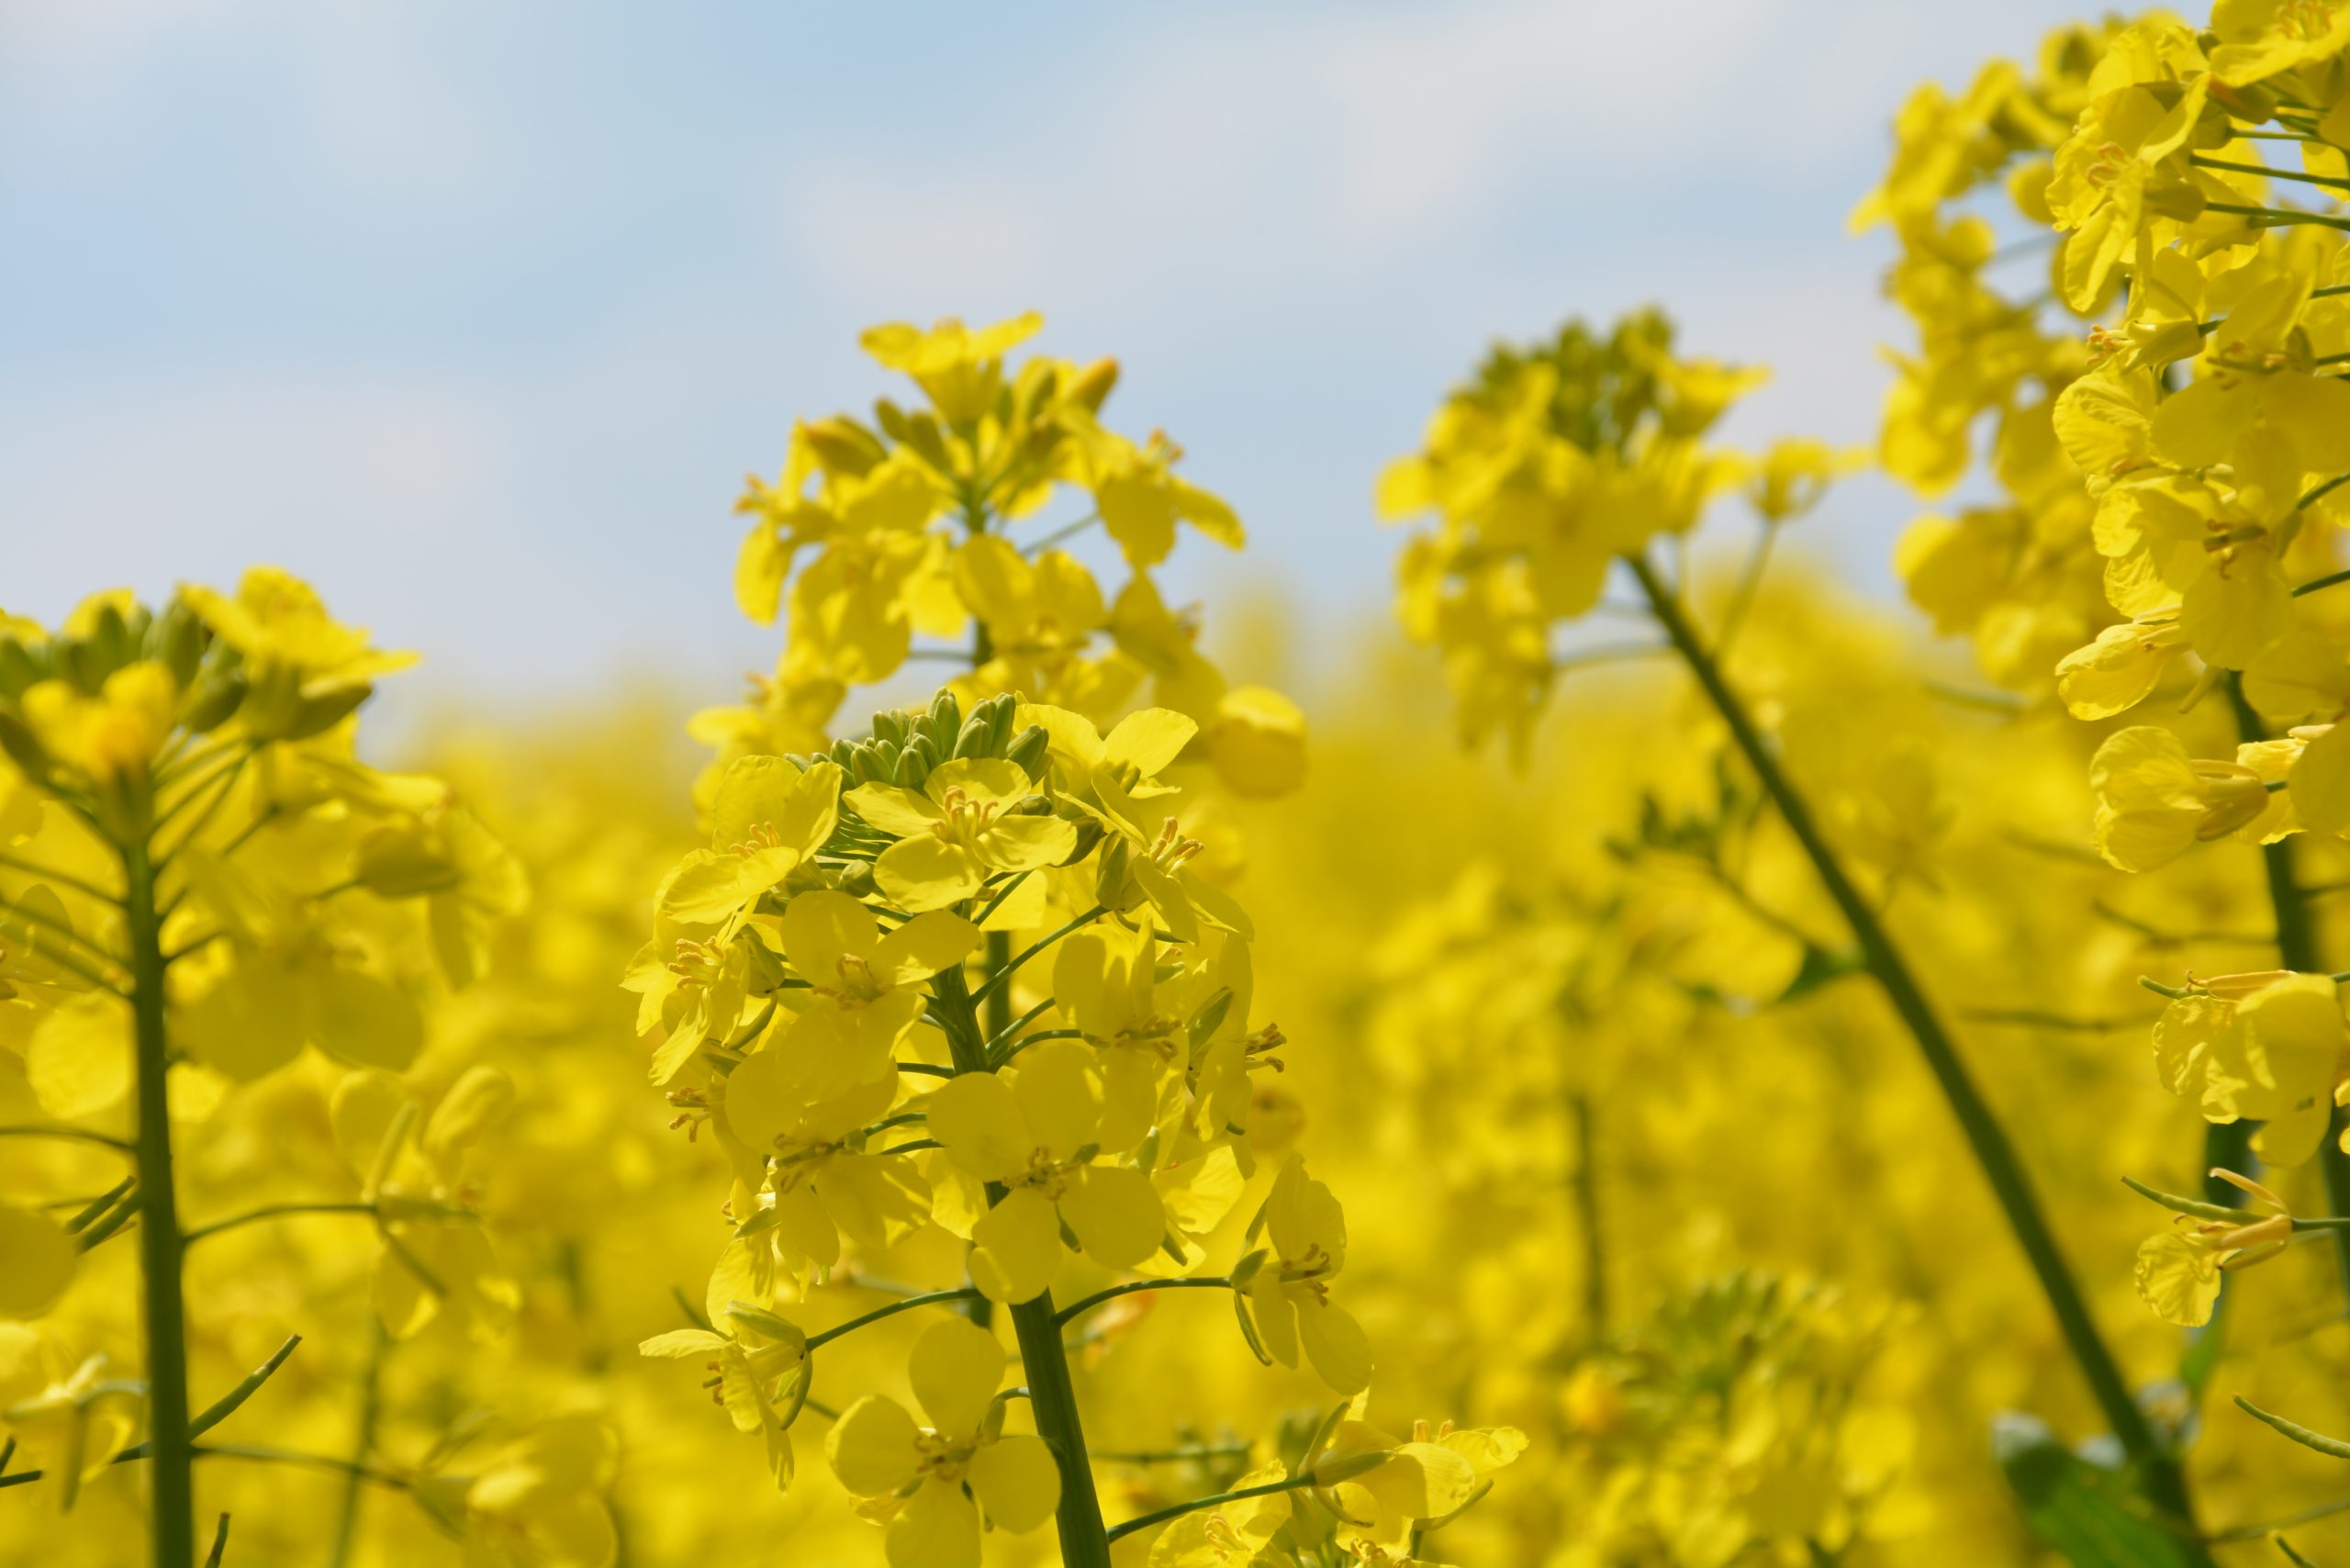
[799,690,1051,794]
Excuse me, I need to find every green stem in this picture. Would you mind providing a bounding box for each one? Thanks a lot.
[124,839,195,1568]
[1053,1277,1234,1327]
[2228,678,2350,1300]
[934,955,1111,1566]
[328,1324,385,1568]
[801,1290,984,1352]
[182,1202,383,1246]
[2190,153,2350,192]
[1102,1473,1317,1545]
[1010,1292,1113,1567]
[1627,554,2194,1526]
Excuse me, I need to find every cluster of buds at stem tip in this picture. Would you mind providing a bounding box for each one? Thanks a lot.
[785,691,1048,798]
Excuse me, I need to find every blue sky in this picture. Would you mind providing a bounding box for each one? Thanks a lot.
[2,0,2094,727]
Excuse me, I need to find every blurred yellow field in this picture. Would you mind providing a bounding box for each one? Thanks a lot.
[14,6,2350,1565]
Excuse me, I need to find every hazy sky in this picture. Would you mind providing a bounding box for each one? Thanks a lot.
[3,0,2094,724]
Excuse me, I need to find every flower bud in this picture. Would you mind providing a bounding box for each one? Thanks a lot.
[1004,724,1049,783]
[1064,357,1119,411]
[927,691,963,744]
[1308,1450,1392,1484]
[181,669,245,735]
[355,823,463,898]
[800,416,886,478]
[952,712,994,761]
[282,683,372,742]
[1094,834,1133,908]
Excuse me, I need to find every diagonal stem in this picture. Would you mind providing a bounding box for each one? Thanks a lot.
[1626,552,2198,1533]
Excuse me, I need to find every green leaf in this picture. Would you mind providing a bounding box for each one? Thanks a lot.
[1993,1414,2204,1568]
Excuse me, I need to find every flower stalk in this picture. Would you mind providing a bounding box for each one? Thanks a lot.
[124,837,196,1568]
[1626,552,2196,1528]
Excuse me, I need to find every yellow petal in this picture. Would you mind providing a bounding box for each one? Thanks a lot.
[779,890,874,985]
[723,1047,802,1151]
[179,962,306,1082]
[970,1187,1064,1305]
[923,1071,1033,1182]
[826,1395,923,1497]
[978,814,1078,876]
[1013,1041,1105,1158]
[27,992,131,1116]
[2292,723,2350,837]
[924,757,1031,812]
[306,968,424,1073]
[968,1434,1061,1533]
[2133,1230,2221,1327]
[874,836,984,913]
[0,1204,75,1317]
[1102,709,1197,778]
[1296,1297,1374,1394]
[845,782,944,839]
[1061,1164,1165,1270]
[871,910,979,986]
[1209,687,1308,799]
[711,756,808,850]
[908,1316,1004,1435]
[886,1477,979,1568]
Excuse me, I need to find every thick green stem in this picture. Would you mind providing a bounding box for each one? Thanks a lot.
[935,952,1111,1566]
[125,841,196,1568]
[1009,1292,1113,1568]
[2229,679,2350,1298]
[1628,554,2194,1526]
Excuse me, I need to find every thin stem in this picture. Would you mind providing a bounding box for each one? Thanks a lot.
[2293,567,2350,599]
[1053,1277,1234,1327]
[193,1444,411,1490]
[1023,512,1102,557]
[124,838,195,1568]
[65,1177,138,1233]
[2190,153,2350,192]
[801,1290,984,1353]
[0,851,121,907]
[183,1202,390,1247]
[984,995,1058,1059]
[996,1028,1084,1066]
[0,894,127,991]
[112,1335,303,1463]
[973,873,1034,932]
[1091,1443,1252,1465]
[984,931,1014,1060]
[328,1325,386,1568]
[1627,552,2198,1529]
[0,1126,132,1154]
[1714,517,1782,655]
[1103,1473,1317,1545]
[971,907,1106,1005]
[2205,201,2350,232]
